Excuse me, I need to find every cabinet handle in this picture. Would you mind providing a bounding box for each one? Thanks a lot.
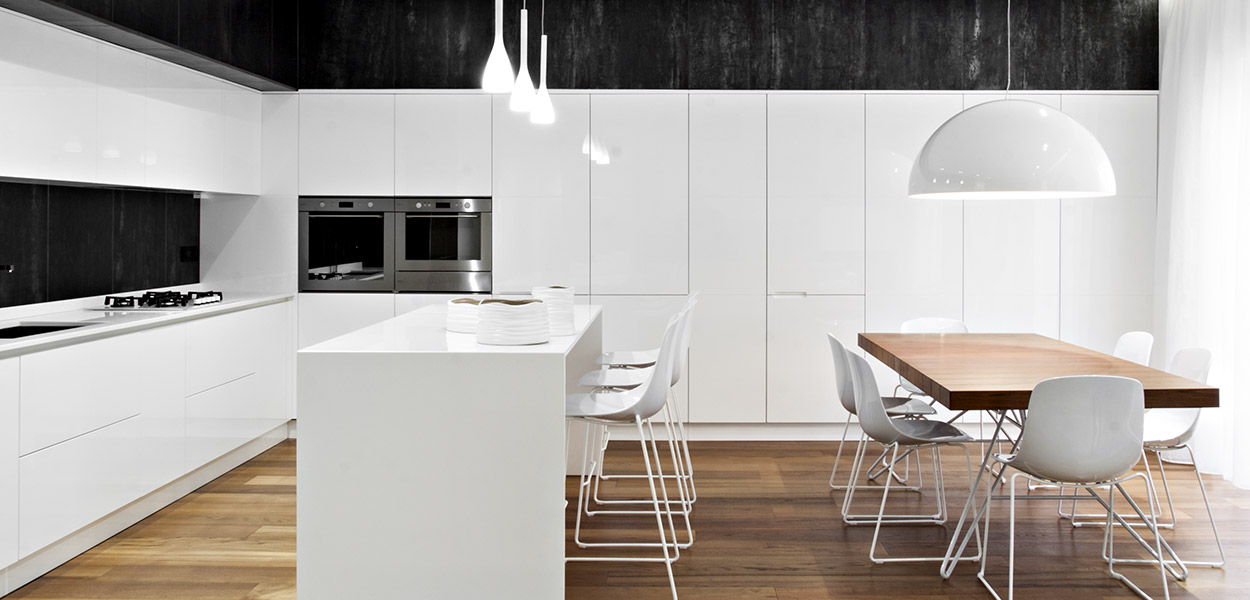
[307,214,383,219]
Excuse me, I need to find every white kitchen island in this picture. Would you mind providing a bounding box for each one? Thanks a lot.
[297,303,602,600]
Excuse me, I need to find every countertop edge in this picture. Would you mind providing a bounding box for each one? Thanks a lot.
[0,294,294,360]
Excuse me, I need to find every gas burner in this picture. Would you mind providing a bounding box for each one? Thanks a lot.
[100,290,224,311]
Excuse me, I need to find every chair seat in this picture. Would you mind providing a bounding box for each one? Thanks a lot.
[579,367,650,389]
[1143,408,1200,448]
[883,396,937,416]
[598,349,658,367]
[889,418,973,446]
[566,390,638,421]
[900,377,926,396]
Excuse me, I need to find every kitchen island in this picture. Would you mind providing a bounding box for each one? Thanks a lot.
[297,303,603,600]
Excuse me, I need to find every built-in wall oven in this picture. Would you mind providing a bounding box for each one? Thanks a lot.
[394,197,492,293]
[298,198,395,292]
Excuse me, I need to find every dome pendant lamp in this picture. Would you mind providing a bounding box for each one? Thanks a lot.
[509,2,536,112]
[529,0,555,124]
[908,0,1115,200]
[481,0,514,93]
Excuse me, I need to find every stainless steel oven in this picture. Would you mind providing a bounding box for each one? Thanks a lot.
[298,197,395,292]
[395,198,492,293]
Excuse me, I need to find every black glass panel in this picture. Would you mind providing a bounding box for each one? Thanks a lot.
[404,216,481,261]
[307,214,386,277]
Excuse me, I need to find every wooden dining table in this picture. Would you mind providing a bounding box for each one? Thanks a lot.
[857,332,1220,579]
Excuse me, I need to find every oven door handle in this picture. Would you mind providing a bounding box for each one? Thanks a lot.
[405,214,479,219]
[306,214,384,219]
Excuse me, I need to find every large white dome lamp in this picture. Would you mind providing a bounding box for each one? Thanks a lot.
[908,99,1116,199]
[907,0,1115,200]
[481,0,514,93]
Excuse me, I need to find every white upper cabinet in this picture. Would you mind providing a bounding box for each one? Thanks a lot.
[767,94,866,294]
[145,57,224,192]
[299,93,395,196]
[220,84,262,194]
[395,94,492,197]
[492,94,591,294]
[766,295,865,423]
[864,94,964,322]
[0,11,98,183]
[1,358,17,569]
[690,94,766,295]
[96,42,147,187]
[589,95,689,295]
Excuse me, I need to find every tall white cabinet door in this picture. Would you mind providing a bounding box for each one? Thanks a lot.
[766,295,865,423]
[1,358,17,569]
[864,95,965,333]
[590,95,689,295]
[297,293,395,349]
[1059,94,1157,354]
[395,94,492,196]
[962,95,1061,337]
[688,295,765,423]
[690,94,766,294]
[492,94,591,294]
[299,93,395,196]
[767,94,866,295]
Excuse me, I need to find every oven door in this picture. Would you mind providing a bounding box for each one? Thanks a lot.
[299,209,395,292]
[396,212,492,272]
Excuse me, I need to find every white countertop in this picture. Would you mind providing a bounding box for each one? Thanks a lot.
[300,303,602,355]
[0,293,293,359]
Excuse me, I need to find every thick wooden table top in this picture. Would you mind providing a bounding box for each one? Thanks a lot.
[859,333,1220,411]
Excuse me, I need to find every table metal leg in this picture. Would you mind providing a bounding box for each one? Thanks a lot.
[940,409,1007,579]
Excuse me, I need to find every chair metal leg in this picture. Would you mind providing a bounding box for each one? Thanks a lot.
[829,416,857,489]
[868,443,982,563]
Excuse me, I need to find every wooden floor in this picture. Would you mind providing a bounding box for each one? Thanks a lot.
[8,439,1248,599]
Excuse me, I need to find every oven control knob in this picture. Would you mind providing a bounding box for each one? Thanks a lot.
[318,202,325,208]
[415,202,423,208]
[367,201,374,208]
[464,201,471,209]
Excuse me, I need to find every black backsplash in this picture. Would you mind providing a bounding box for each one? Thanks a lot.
[298,0,1159,90]
[0,182,199,309]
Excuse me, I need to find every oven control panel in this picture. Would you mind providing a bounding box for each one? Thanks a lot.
[396,198,491,213]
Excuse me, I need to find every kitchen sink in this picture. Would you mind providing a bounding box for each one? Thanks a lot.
[0,323,92,339]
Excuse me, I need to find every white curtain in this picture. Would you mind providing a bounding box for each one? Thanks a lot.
[1156,0,1250,487]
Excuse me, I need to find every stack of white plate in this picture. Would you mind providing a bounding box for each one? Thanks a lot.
[446,297,481,334]
[476,299,551,345]
[532,285,576,336]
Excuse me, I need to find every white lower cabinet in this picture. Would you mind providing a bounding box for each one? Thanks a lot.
[589,296,691,417]
[766,295,865,423]
[1,358,18,568]
[297,293,395,349]
[688,295,766,423]
[185,373,284,470]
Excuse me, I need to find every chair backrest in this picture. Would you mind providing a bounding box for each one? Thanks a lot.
[627,309,685,420]
[1155,347,1212,444]
[1012,375,1144,484]
[1112,331,1154,366]
[827,333,857,415]
[900,317,968,334]
[671,294,699,386]
[847,352,905,445]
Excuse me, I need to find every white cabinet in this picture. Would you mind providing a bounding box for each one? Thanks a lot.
[299,94,395,196]
[394,293,491,316]
[19,326,184,457]
[185,372,285,470]
[690,94,766,295]
[688,295,765,423]
[1,358,17,568]
[0,11,98,183]
[492,94,592,294]
[589,95,689,295]
[395,94,492,196]
[96,42,148,187]
[145,58,224,192]
[220,85,262,194]
[297,293,395,349]
[766,295,865,423]
[767,94,866,295]
[589,296,690,416]
[864,94,965,327]
[1059,95,1158,354]
[186,303,286,396]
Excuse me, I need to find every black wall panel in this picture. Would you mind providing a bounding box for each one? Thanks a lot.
[300,0,1159,91]
[0,183,199,309]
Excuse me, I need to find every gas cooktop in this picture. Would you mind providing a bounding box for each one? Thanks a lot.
[95,290,224,311]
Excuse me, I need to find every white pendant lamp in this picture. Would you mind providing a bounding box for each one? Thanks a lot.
[481,0,513,93]
[509,3,536,112]
[907,0,1115,200]
[529,0,555,124]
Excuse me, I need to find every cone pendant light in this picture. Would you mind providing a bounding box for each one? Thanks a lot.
[907,0,1115,200]
[481,0,513,93]
[509,4,536,112]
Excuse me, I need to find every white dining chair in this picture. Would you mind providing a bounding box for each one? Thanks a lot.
[972,375,1184,600]
[827,333,935,495]
[1113,331,1155,366]
[566,311,689,600]
[843,351,981,563]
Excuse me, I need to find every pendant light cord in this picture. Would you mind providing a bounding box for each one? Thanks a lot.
[541,0,545,34]
[1005,0,1012,98]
